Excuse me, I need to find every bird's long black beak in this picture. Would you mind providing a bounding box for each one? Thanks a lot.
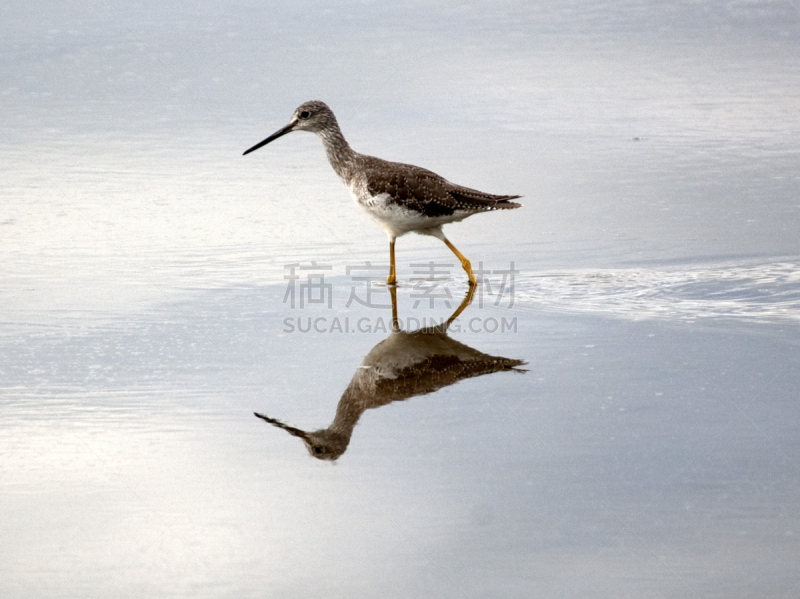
[243,121,296,156]
[254,412,309,440]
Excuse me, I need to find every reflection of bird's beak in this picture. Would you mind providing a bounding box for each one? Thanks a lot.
[243,121,296,156]
[254,412,308,440]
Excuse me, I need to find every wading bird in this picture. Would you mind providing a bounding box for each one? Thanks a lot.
[243,101,521,286]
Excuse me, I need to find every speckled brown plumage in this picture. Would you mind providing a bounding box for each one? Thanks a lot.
[361,158,521,218]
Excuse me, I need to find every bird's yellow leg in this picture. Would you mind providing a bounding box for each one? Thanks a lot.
[444,285,476,328]
[443,238,476,286]
[387,238,397,286]
[389,285,399,331]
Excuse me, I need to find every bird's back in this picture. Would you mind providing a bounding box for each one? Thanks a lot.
[353,153,521,218]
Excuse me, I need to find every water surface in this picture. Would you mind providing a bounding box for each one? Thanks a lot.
[2,1,799,597]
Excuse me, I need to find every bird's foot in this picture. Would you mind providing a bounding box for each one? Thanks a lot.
[462,260,476,286]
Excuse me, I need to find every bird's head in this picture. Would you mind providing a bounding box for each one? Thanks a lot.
[298,429,349,461]
[243,100,337,156]
[254,411,348,461]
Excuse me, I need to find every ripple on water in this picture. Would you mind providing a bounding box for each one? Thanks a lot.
[514,260,800,322]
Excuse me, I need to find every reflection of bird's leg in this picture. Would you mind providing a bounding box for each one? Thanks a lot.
[443,237,476,286]
[444,284,476,329]
[389,285,399,331]
[387,237,397,286]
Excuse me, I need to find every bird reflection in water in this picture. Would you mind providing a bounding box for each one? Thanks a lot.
[255,286,525,460]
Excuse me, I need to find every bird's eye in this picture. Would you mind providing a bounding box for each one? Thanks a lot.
[314,446,323,454]
[299,110,311,119]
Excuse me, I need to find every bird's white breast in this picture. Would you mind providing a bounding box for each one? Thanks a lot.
[347,179,468,239]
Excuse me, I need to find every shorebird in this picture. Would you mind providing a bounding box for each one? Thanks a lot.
[255,286,525,460]
[243,101,522,286]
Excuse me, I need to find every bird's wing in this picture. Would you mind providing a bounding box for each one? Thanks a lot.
[364,161,458,217]
[444,182,523,209]
[364,158,521,215]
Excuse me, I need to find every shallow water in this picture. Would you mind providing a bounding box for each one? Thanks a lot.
[2,1,800,598]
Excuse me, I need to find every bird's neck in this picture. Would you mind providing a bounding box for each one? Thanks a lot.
[327,385,368,438]
[318,125,357,182]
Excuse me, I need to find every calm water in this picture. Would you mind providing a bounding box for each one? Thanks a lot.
[2,1,800,598]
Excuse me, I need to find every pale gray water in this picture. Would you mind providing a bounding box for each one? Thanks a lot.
[2,1,800,598]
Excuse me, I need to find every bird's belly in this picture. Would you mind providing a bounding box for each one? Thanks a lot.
[352,192,467,238]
